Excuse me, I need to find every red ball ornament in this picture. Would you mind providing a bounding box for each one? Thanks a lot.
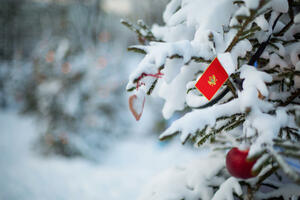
[226,147,257,179]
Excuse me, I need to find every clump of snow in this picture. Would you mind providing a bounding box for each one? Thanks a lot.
[165,0,236,33]
[289,42,300,66]
[126,40,195,90]
[162,0,181,25]
[186,90,210,108]
[235,6,250,17]
[211,177,242,200]
[162,58,184,84]
[229,17,239,27]
[160,99,241,142]
[231,39,252,66]
[152,24,195,42]
[159,63,200,119]
[138,154,226,200]
[252,154,270,172]
[271,0,289,13]
[255,15,269,31]
[217,52,235,75]
[243,0,260,9]
[248,109,289,157]
[275,42,286,57]
[240,65,273,98]
[268,53,288,69]
[295,13,300,24]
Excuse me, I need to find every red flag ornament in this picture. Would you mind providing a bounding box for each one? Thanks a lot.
[195,53,235,101]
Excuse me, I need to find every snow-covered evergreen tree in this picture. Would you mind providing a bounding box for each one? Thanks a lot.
[124,0,300,199]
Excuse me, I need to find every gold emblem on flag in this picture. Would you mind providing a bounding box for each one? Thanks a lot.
[208,75,217,86]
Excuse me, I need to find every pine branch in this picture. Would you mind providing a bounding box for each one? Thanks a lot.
[260,183,278,189]
[274,0,294,37]
[121,19,163,44]
[255,165,280,188]
[196,132,213,146]
[127,46,147,54]
[233,0,244,5]
[223,0,269,97]
[224,116,245,132]
[127,46,212,66]
[278,89,300,107]
[225,0,269,52]
[194,114,244,146]
[279,151,300,159]
[240,26,261,37]
[269,148,300,184]
[274,139,300,151]
[126,55,212,93]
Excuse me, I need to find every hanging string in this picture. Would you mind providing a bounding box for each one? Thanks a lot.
[136,70,164,90]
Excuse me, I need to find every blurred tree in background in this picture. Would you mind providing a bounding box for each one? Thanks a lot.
[0,0,168,160]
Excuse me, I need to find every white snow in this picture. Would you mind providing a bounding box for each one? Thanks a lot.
[295,13,300,24]
[126,40,196,91]
[231,39,252,66]
[271,0,289,13]
[248,109,289,157]
[162,58,184,84]
[217,52,236,75]
[138,154,226,200]
[240,65,273,98]
[159,63,200,119]
[244,0,260,9]
[268,53,288,69]
[288,42,300,66]
[211,177,242,200]
[160,99,241,143]
[165,0,236,33]
[0,111,198,200]
[162,0,181,25]
[235,6,250,17]
[186,89,210,108]
[152,24,195,42]
[255,14,269,31]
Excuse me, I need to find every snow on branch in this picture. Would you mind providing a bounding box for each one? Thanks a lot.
[126,40,213,92]
[255,183,300,199]
[160,99,241,143]
[138,154,226,200]
[211,177,242,200]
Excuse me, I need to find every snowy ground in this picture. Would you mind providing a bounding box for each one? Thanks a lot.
[0,111,199,200]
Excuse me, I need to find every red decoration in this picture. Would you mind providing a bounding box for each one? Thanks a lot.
[226,147,257,179]
[135,70,163,90]
[195,57,228,100]
[129,94,145,121]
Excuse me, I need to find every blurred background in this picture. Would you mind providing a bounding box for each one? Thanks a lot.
[0,0,198,199]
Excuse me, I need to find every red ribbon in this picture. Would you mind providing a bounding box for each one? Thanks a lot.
[136,70,164,90]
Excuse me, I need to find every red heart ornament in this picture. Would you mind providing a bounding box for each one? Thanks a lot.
[129,94,145,121]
